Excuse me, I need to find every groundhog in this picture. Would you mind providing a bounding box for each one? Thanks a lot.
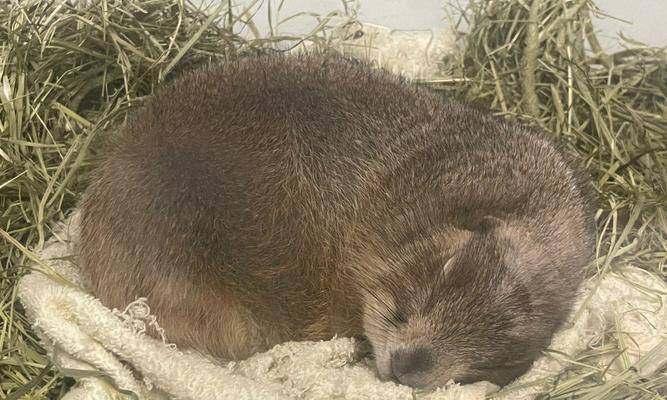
[79,53,596,388]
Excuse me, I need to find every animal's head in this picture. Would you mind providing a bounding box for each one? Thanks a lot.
[358,222,570,388]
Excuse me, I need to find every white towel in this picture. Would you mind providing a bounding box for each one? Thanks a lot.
[17,211,667,400]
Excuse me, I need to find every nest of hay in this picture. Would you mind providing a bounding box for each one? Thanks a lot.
[1,0,665,398]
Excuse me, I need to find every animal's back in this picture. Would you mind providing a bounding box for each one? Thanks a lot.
[79,54,595,369]
[80,55,436,356]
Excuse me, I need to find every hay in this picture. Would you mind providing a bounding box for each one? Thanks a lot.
[1,0,665,398]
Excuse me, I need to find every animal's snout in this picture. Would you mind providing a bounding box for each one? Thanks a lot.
[390,347,433,387]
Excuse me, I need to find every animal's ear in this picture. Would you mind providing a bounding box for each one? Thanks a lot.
[486,218,545,277]
[478,215,506,232]
[483,222,537,321]
[477,215,524,265]
[432,227,473,257]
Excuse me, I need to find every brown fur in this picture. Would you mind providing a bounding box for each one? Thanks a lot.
[79,54,596,387]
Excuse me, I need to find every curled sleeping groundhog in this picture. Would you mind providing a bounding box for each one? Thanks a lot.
[80,54,596,389]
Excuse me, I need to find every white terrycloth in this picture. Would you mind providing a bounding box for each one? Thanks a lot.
[18,212,667,400]
[292,20,457,81]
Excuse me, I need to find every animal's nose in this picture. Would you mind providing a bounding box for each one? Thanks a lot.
[390,347,433,387]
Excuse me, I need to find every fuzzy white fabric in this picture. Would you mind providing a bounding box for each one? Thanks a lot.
[18,212,667,400]
[293,21,457,80]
